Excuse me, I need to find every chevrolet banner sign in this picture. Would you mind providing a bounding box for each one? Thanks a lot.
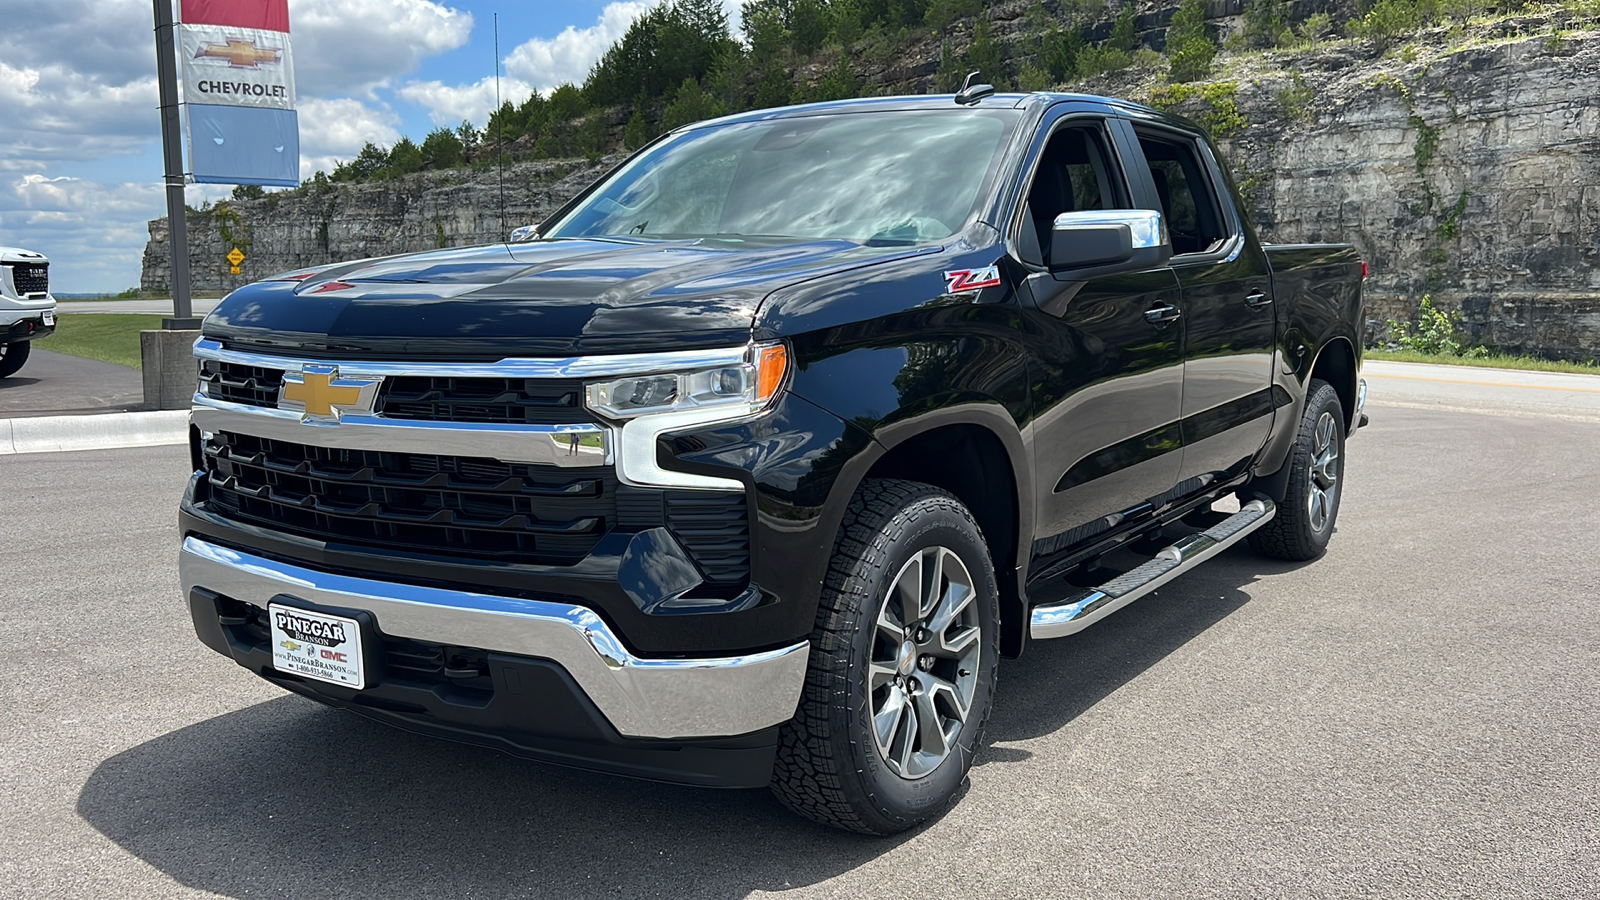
[179,0,299,186]
[180,26,296,110]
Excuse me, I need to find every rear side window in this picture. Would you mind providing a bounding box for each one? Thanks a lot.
[1136,134,1230,256]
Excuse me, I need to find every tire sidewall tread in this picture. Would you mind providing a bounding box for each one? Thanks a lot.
[1249,378,1347,561]
[771,478,1000,835]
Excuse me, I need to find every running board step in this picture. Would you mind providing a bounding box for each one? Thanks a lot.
[1029,499,1276,640]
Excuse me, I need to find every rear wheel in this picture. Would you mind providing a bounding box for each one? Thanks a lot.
[0,341,31,378]
[771,479,1000,835]
[1249,378,1346,560]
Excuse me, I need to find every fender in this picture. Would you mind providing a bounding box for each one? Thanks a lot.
[828,399,1036,658]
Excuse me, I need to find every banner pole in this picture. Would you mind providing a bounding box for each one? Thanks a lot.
[153,0,197,329]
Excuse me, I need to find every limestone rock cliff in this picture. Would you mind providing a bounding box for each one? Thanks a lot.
[143,27,1600,359]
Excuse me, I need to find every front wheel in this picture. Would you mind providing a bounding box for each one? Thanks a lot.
[771,479,1000,835]
[0,341,31,378]
[1249,378,1346,561]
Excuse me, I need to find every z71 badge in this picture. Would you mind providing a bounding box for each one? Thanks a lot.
[944,266,1003,293]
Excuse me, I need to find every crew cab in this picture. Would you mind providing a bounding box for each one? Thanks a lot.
[178,91,1367,835]
[1,246,56,378]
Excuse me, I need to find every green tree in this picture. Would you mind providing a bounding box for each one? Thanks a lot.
[791,0,830,54]
[1108,6,1137,52]
[807,52,860,101]
[230,184,266,201]
[384,137,425,176]
[1243,0,1291,48]
[924,0,982,29]
[830,0,866,45]
[332,141,388,182]
[1166,0,1217,83]
[964,17,1006,88]
[624,96,656,149]
[586,0,737,107]
[421,126,465,169]
[455,119,481,154]
[661,77,728,130]
[486,99,524,143]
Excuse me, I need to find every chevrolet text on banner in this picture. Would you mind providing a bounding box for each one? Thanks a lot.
[179,0,299,186]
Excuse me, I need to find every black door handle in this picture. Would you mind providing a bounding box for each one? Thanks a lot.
[1245,289,1272,307]
[1144,303,1181,325]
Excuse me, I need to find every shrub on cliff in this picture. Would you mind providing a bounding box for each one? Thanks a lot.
[1388,295,1489,358]
[1167,0,1218,83]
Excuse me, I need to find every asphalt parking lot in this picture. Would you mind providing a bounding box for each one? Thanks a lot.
[2,390,1597,898]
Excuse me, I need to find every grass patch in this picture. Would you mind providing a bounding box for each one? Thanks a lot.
[1368,349,1600,375]
[42,314,167,369]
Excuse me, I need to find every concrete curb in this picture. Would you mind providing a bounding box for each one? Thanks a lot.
[1,410,189,456]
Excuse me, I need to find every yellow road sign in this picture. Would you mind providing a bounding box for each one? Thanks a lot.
[230,265,241,275]
[227,247,245,266]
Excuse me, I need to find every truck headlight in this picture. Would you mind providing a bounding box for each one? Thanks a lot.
[585,342,790,491]
[585,342,789,421]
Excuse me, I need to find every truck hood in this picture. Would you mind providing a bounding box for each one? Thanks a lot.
[0,246,48,264]
[204,237,930,358]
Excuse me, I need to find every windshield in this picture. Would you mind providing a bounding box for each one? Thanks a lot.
[545,108,1023,246]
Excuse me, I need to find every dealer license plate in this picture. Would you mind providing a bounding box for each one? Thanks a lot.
[268,603,366,689]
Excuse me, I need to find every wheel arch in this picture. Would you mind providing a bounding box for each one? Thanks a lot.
[1309,336,1358,431]
[834,405,1034,658]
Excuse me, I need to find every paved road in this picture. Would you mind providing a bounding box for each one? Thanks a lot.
[57,298,222,316]
[1367,359,1600,420]
[0,348,144,416]
[3,399,1598,898]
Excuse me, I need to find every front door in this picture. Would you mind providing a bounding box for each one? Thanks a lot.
[1015,117,1186,562]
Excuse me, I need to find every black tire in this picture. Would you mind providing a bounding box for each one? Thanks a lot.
[0,341,31,378]
[771,479,1000,835]
[1249,378,1346,561]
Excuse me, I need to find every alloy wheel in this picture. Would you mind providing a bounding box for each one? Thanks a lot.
[1307,410,1340,533]
[869,546,983,779]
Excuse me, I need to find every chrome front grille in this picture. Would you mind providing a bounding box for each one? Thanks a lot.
[190,339,751,582]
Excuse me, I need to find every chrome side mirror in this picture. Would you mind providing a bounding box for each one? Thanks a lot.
[1049,209,1170,274]
[509,225,540,243]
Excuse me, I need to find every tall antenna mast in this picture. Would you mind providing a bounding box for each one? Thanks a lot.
[495,12,506,240]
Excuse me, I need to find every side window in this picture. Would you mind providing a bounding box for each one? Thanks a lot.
[1021,123,1126,265]
[1136,134,1230,256]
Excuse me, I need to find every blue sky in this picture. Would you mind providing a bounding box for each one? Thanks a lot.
[0,0,739,294]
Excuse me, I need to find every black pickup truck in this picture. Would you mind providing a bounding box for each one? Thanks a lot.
[179,90,1367,835]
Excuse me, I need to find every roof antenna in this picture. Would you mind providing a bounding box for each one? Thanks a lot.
[495,12,506,242]
[956,71,996,105]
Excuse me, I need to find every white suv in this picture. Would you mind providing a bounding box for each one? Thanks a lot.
[1,246,56,378]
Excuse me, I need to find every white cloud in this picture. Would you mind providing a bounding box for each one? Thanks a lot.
[394,76,535,128]
[291,0,474,97]
[501,1,741,95]
[0,62,159,170]
[504,2,653,92]
[0,176,166,293]
[296,98,404,176]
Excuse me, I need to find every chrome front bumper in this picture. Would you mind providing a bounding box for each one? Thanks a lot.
[180,537,809,741]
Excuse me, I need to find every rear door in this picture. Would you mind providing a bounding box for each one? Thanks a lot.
[1011,110,1185,560]
[1127,124,1276,490]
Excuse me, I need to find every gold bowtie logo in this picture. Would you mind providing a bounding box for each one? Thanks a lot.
[195,39,282,69]
[280,366,379,420]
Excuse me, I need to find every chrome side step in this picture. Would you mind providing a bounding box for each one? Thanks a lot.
[1029,499,1276,640]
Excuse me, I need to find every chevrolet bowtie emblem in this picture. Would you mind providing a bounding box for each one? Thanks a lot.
[195,39,282,69]
[279,366,381,421]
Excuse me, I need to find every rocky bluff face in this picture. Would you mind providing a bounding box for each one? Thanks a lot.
[143,31,1600,360]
